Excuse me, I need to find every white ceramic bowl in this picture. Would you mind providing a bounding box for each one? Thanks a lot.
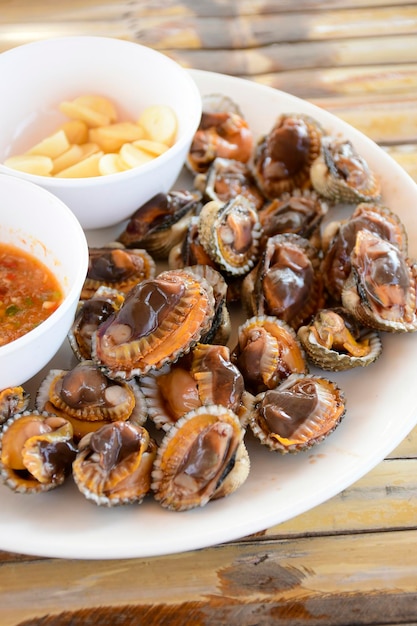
[0,174,89,389]
[0,36,202,230]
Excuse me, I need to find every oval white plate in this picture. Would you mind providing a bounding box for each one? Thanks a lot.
[1,69,417,560]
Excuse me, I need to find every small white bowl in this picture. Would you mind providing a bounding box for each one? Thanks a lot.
[0,174,89,389]
[0,36,202,230]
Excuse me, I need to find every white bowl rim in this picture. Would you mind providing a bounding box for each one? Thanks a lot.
[0,173,89,357]
[0,35,202,188]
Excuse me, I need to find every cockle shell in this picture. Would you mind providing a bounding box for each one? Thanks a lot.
[341,230,417,332]
[0,411,77,493]
[183,264,231,345]
[195,157,265,210]
[198,195,262,276]
[151,404,248,511]
[187,94,254,174]
[140,343,249,431]
[321,202,408,302]
[253,113,322,199]
[258,188,328,250]
[297,307,382,371]
[68,286,125,361]
[232,315,308,394]
[81,243,156,300]
[92,269,216,379]
[249,373,346,453]
[242,233,324,330]
[36,361,147,440]
[117,190,202,260]
[73,421,157,507]
[310,137,381,204]
[0,386,29,425]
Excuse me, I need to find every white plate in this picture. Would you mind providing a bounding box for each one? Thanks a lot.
[1,69,417,560]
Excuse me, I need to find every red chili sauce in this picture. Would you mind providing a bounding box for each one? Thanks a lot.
[0,242,63,347]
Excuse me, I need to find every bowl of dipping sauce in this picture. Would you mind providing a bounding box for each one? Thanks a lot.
[0,174,88,389]
[0,36,202,230]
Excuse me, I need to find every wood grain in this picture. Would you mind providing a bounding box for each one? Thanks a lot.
[2,530,417,625]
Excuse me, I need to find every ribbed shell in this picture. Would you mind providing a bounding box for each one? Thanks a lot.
[253,113,322,199]
[232,315,308,394]
[92,269,216,380]
[151,404,246,511]
[341,230,417,332]
[0,386,30,425]
[198,196,262,276]
[297,308,382,371]
[0,411,76,493]
[72,421,156,507]
[68,286,125,361]
[310,137,381,204]
[242,233,324,330]
[36,362,147,440]
[249,373,346,453]
[82,244,156,300]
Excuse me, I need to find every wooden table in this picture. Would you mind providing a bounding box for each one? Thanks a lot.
[1,2,417,624]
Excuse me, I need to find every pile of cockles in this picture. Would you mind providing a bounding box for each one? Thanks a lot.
[1,94,416,512]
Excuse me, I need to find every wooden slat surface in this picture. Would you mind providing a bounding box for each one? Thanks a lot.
[1,1,417,625]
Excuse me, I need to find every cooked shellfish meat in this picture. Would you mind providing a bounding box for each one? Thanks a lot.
[322,202,408,301]
[117,190,202,259]
[297,307,382,371]
[0,411,77,493]
[73,421,157,506]
[198,195,262,276]
[232,315,308,394]
[36,361,147,440]
[187,94,254,174]
[0,386,29,425]
[68,286,125,361]
[258,189,328,249]
[342,229,417,332]
[310,137,381,203]
[253,114,322,199]
[92,269,216,379]
[195,157,265,210]
[249,373,346,453]
[242,233,324,330]
[152,404,248,511]
[82,244,156,299]
[141,343,247,431]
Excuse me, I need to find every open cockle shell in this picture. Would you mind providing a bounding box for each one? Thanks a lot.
[341,230,417,332]
[68,286,125,361]
[0,411,77,493]
[92,269,216,380]
[310,137,381,204]
[198,195,262,276]
[73,421,157,507]
[195,156,265,210]
[232,315,308,394]
[0,386,30,425]
[82,243,156,300]
[242,233,325,330]
[258,188,328,250]
[297,307,382,371]
[36,361,147,440]
[321,202,408,302]
[187,94,253,174]
[140,343,248,431]
[253,113,323,199]
[249,373,346,453]
[117,190,202,260]
[151,404,248,511]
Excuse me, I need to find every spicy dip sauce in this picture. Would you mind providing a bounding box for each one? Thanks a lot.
[0,242,63,347]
